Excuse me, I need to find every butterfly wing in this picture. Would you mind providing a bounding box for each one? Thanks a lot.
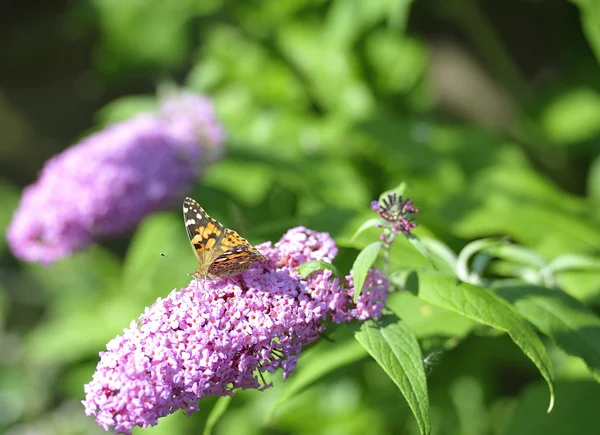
[183,197,226,278]
[207,228,267,278]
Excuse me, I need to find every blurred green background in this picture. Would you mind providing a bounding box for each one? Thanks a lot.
[1,0,600,434]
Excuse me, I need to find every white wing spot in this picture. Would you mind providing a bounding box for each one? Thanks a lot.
[183,206,189,212]
[196,213,203,219]
[185,219,196,226]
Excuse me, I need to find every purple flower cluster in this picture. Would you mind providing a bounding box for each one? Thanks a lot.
[83,227,388,434]
[7,92,225,264]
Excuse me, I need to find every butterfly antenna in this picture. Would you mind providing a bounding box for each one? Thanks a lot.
[159,252,196,270]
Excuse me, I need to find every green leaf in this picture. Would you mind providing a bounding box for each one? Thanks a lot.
[456,238,506,283]
[326,0,415,47]
[389,270,413,289]
[451,167,600,258]
[420,238,457,274]
[387,291,475,340]
[379,181,408,202]
[267,338,367,422]
[277,22,374,118]
[487,261,542,284]
[96,95,157,126]
[484,244,547,270]
[547,254,600,273]
[555,269,600,304]
[92,0,198,74]
[351,218,384,241]
[203,396,232,435]
[352,242,383,302]
[576,1,600,65]
[404,233,436,269]
[0,181,20,253]
[355,314,430,435]
[540,87,600,144]
[297,260,340,279]
[365,31,426,94]
[408,272,555,412]
[495,283,600,383]
[588,154,600,201]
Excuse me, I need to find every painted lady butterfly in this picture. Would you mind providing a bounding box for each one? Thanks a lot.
[183,197,266,280]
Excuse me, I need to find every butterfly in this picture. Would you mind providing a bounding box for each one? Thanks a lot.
[183,197,267,280]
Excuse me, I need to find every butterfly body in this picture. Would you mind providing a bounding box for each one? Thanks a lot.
[183,197,266,280]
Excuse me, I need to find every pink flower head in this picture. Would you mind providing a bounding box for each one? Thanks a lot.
[372,193,419,234]
[6,92,225,265]
[83,227,388,434]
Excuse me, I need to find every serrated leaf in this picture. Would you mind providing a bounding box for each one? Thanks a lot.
[495,283,600,383]
[408,272,555,412]
[352,242,383,302]
[355,314,430,435]
[203,396,232,435]
[267,339,367,422]
[297,260,340,279]
[351,217,385,241]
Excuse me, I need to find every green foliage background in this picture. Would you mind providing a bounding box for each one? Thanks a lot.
[1,0,600,434]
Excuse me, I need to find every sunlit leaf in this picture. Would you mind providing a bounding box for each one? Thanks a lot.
[387,291,475,340]
[378,181,408,203]
[405,233,436,269]
[540,87,600,144]
[495,283,600,383]
[352,242,383,301]
[408,272,555,412]
[297,260,340,278]
[570,0,600,64]
[355,314,430,435]
[420,238,457,274]
[351,218,385,241]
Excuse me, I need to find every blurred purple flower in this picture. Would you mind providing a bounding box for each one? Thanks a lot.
[83,227,387,435]
[7,92,225,264]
